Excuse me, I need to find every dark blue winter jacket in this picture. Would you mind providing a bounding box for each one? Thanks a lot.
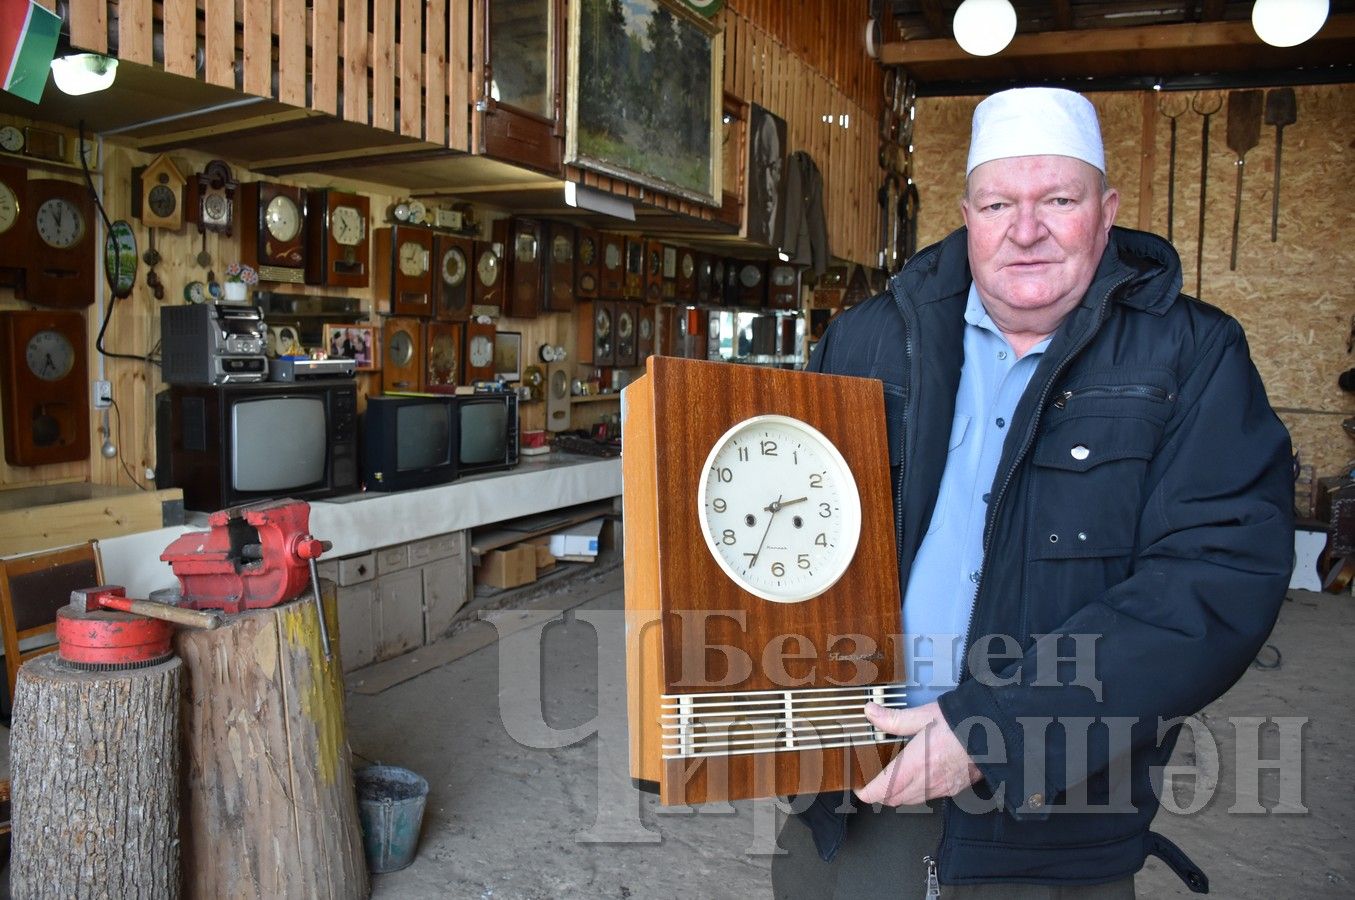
[801,225,1294,891]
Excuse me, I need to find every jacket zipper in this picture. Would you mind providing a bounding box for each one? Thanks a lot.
[895,312,911,569]
[922,855,940,898]
[929,269,1136,886]
[1052,384,1171,409]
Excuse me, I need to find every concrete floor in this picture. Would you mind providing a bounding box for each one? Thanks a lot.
[348,571,1355,900]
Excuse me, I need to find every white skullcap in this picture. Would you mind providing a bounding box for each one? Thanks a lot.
[966,87,1105,176]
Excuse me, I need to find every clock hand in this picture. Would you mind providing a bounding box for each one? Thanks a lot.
[765,496,808,513]
[43,353,56,373]
[749,494,782,568]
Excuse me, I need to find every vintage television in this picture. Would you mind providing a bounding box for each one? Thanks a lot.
[361,394,459,492]
[164,380,358,511]
[455,391,520,477]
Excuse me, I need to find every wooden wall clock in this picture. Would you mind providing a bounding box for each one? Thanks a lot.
[0,162,27,275]
[423,321,464,393]
[636,306,655,363]
[133,154,187,231]
[24,180,96,308]
[1,309,90,466]
[675,248,696,301]
[305,189,370,288]
[464,319,497,383]
[575,227,599,299]
[188,159,236,235]
[544,220,575,312]
[614,302,638,368]
[719,257,740,306]
[767,264,801,310]
[734,260,766,307]
[433,234,472,321]
[473,231,505,315]
[241,181,307,283]
[661,245,678,300]
[693,253,712,304]
[622,356,902,805]
[624,236,644,300]
[644,239,663,304]
[505,217,543,318]
[599,232,624,297]
[381,317,423,393]
[545,362,571,432]
[374,226,432,316]
[711,258,728,306]
[576,300,614,366]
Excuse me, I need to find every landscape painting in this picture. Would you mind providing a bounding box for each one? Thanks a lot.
[567,0,722,206]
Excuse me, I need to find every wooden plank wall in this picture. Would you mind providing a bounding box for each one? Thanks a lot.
[64,0,471,152]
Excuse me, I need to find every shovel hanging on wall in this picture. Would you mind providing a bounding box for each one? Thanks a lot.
[1264,88,1297,242]
[1225,90,1262,271]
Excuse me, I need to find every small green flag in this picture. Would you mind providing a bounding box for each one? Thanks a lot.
[1,0,61,104]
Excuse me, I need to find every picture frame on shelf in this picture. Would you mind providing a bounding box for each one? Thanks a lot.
[494,330,523,383]
[322,323,380,371]
[566,0,723,207]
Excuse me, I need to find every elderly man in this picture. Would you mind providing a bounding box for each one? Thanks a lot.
[772,88,1292,897]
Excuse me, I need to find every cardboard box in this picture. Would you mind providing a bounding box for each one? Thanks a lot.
[475,544,537,589]
[549,517,606,559]
[527,536,556,574]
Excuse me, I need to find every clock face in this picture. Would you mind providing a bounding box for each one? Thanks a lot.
[604,242,622,270]
[552,234,572,262]
[595,307,611,337]
[681,252,695,279]
[0,126,23,152]
[713,260,725,284]
[739,264,763,288]
[399,240,428,276]
[639,316,653,339]
[36,198,84,249]
[264,194,301,241]
[442,247,467,286]
[430,334,458,379]
[0,181,18,234]
[697,414,862,603]
[617,308,634,339]
[772,266,796,286]
[202,191,229,224]
[469,335,493,368]
[330,205,364,246]
[579,237,596,265]
[648,249,661,276]
[389,330,414,366]
[516,232,537,263]
[407,200,426,225]
[147,183,177,217]
[478,248,500,285]
[663,247,677,279]
[26,329,75,381]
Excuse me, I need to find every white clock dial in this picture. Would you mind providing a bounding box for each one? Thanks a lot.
[604,243,622,270]
[617,309,634,339]
[36,198,84,249]
[469,335,493,367]
[264,195,300,241]
[26,330,75,381]
[0,181,17,234]
[552,234,572,262]
[478,249,500,286]
[389,330,414,366]
[698,414,861,603]
[442,247,467,286]
[0,125,23,152]
[681,252,695,278]
[739,264,762,288]
[330,205,364,246]
[516,232,537,263]
[407,200,426,224]
[398,240,428,276]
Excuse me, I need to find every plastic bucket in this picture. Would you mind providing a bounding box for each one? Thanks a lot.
[354,765,430,873]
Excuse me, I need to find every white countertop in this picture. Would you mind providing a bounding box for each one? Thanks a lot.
[97,453,621,597]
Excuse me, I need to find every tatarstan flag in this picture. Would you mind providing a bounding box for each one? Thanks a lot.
[1,0,61,104]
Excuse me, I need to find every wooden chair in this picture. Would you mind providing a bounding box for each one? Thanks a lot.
[0,543,102,702]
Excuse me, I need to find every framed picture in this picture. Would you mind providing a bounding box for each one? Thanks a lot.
[322,323,380,371]
[494,330,523,382]
[746,104,787,246]
[566,0,723,206]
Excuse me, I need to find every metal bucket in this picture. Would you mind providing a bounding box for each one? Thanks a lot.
[354,765,429,873]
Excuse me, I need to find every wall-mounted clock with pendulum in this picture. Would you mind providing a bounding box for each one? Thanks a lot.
[24,180,96,308]
[464,319,497,383]
[306,189,370,288]
[381,317,423,394]
[423,322,463,393]
[241,181,308,283]
[1,310,90,466]
[433,234,472,321]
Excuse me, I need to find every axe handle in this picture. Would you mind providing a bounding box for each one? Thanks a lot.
[111,597,222,630]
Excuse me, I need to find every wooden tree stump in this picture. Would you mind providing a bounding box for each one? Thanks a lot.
[10,654,183,900]
[174,583,369,899]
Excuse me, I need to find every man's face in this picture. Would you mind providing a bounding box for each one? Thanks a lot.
[961,155,1119,326]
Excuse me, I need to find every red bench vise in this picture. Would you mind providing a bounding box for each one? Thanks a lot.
[160,499,331,614]
[56,586,222,670]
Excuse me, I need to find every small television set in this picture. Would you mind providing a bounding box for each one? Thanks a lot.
[163,380,359,511]
[455,391,519,477]
[361,395,459,492]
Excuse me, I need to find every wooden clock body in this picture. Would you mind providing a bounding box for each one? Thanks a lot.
[433,234,473,321]
[543,220,575,312]
[622,356,902,805]
[381,317,423,393]
[24,180,96,308]
[241,181,307,283]
[423,321,464,393]
[1,310,90,466]
[598,232,624,297]
[306,189,370,288]
[574,227,600,299]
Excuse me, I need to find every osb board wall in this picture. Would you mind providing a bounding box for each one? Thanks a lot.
[911,85,1355,478]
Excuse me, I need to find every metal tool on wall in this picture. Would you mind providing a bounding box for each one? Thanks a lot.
[1191,91,1224,298]
[1225,90,1262,271]
[1264,88,1297,242]
[1158,93,1190,243]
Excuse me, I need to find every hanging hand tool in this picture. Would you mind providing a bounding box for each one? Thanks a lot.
[1264,88,1296,242]
[1191,92,1224,298]
[1158,93,1190,243]
[1225,90,1263,271]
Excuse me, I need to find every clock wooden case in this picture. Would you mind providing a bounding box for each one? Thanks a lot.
[505,217,543,319]
[675,248,696,301]
[0,161,28,275]
[133,154,187,231]
[599,232,625,297]
[614,302,639,368]
[693,253,713,304]
[544,220,575,312]
[624,236,644,300]
[187,159,237,235]
[576,300,615,366]
[644,239,664,304]
[381,317,423,394]
[464,319,497,382]
[433,234,473,321]
[374,226,433,316]
[662,245,678,300]
[622,356,901,805]
[767,264,801,310]
[734,260,767,307]
[1,309,90,466]
[424,321,464,393]
[241,181,308,283]
[24,180,96,308]
[636,306,655,362]
[574,227,599,299]
[306,189,371,288]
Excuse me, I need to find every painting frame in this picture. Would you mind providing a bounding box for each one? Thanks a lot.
[322,322,380,372]
[494,330,523,382]
[566,0,724,207]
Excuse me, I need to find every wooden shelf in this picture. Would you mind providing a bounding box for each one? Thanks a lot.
[570,394,621,404]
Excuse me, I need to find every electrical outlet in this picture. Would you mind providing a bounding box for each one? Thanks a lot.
[93,380,111,409]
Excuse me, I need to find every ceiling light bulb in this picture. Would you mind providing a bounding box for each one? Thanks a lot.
[50,53,118,95]
[953,0,1018,57]
[1251,0,1328,47]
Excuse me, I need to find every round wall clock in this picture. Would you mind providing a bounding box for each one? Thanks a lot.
[681,252,695,279]
[477,247,500,285]
[26,329,75,381]
[552,234,572,262]
[36,197,85,248]
[389,329,414,367]
[264,194,301,242]
[579,236,596,265]
[442,246,467,286]
[739,264,763,288]
[697,414,862,603]
[469,334,494,369]
[399,240,428,276]
[0,125,24,153]
[0,180,18,236]
[604,242,621,270]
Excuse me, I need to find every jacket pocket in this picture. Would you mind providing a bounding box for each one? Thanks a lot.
[1030,411,1161,559]
[925,415,972,535]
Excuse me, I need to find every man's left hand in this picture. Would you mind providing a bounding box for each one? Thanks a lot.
[856,701,982,806]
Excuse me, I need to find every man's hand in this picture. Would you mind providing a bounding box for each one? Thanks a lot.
[856,701,982,806]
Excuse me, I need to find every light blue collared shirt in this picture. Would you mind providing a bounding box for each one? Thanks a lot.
[902,284,1051,707]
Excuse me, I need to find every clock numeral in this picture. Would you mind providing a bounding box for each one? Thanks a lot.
[737,446,749,462]
[793,450,799,465]
[743,553,756,565]
[760,440,778,456]
[797,554,811,570]
[809,473,824,489]
[819,502,832,518]
[713,466,733,483]
[721,529,737,545]
[771,561,785,577]
[711,498,727,513]
[815,533,829,547]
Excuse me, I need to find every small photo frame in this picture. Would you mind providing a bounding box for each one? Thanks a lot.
[494,330,522,382]
[322,323,380,371]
